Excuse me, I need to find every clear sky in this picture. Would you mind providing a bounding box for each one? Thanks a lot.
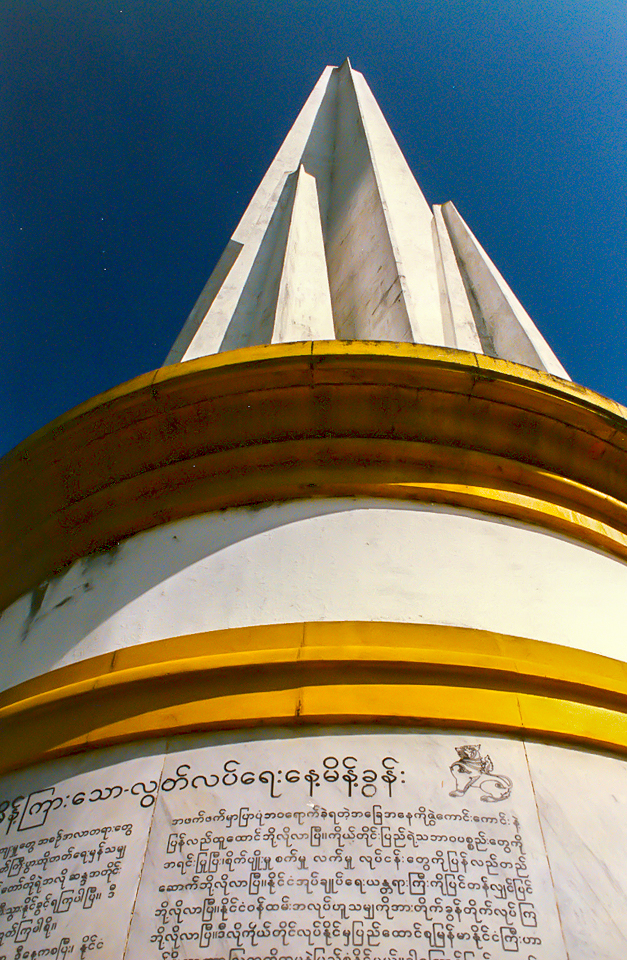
[2,0,626,456]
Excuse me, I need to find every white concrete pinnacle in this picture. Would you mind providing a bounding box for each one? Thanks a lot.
[165,61,568,379]
[272,166,335,344]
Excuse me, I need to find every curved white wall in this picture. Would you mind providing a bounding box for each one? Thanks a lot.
[2,497,627,690]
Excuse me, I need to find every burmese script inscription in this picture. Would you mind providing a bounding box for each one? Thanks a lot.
[0,748,162,959]
[0,733,567,959]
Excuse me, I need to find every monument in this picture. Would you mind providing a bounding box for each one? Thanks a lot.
[2,60,627,959]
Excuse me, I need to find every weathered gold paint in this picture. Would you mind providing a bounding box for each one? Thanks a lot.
[3,342,627,615]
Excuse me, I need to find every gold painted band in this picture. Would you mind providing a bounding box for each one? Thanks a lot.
[2,621,627,775]
[3,341,627,613]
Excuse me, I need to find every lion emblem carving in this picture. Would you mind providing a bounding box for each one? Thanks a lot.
[449,745,512,802]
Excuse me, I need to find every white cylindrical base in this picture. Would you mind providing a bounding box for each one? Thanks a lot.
[2,499,627,690]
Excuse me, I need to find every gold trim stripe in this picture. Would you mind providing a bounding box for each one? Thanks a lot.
[3,341,627,613]
[2,621,627,775]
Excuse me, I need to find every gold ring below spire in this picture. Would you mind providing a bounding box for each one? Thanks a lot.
[2,341,627,615]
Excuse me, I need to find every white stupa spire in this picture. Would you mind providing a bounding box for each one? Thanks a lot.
[271,165,335,343]
[165,60,568,379]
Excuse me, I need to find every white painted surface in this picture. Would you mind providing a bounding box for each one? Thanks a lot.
[325,63,414,341]
[2,499,627,690]
[349,66,442,345]
[442,202,570,378]
[433,203,484,353]
[272,165,335,343]
[167,67,337,361]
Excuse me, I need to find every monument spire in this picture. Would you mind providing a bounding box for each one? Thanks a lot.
[5,63,627,959]
[166,61,568,379]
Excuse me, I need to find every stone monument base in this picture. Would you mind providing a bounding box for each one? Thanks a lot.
[0,727,624,959]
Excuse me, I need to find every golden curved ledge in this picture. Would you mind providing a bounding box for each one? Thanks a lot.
[3,341,627,613]
[2,621,627,775]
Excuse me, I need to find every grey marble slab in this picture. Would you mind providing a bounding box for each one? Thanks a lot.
[0,741,165,958]
[124,729,567,959]
[525,739,627,960]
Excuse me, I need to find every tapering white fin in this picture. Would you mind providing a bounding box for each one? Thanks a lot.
[441,203,569,378]
[165,64,569,381]
[347,65,442,344]
[165,240,242,364]
[324,63,413,341]
[272,166,335,343]
[432,205,483,353]
[165,66,336,362]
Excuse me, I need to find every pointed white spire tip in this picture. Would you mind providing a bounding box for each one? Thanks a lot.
[166,65,568,380]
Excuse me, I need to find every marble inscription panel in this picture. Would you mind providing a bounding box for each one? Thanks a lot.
[0,731,571,959]
[125,731,567,960]
[0,743,165,959]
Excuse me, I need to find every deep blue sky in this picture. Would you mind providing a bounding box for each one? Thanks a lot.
[2,0,626,456]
